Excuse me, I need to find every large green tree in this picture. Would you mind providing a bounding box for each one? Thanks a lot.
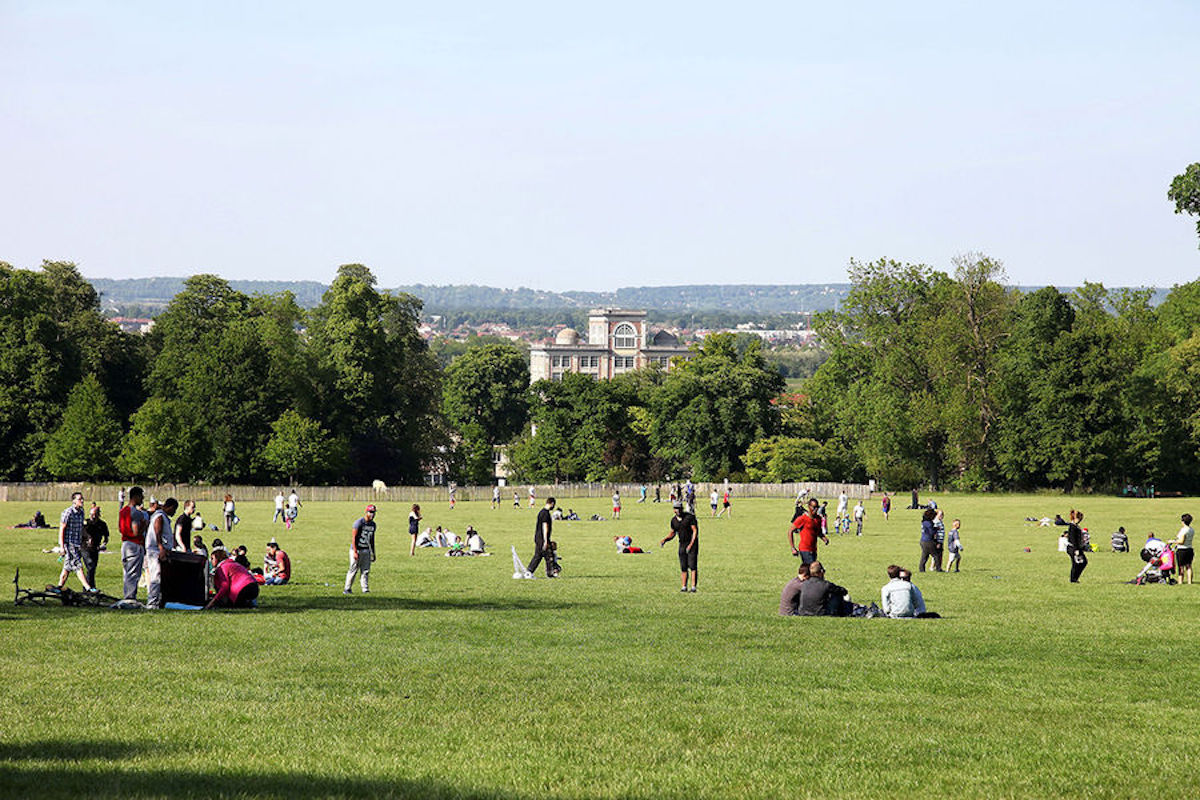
[649,332,784,479]
[261,410,346,485]
[41,374,123,480]
[441,342,529,484]
[307,264,442,483]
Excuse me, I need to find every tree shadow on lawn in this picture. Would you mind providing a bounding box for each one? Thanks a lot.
[0,740,520,800]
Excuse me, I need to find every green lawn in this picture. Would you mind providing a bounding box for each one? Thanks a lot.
[2,493,1198,799]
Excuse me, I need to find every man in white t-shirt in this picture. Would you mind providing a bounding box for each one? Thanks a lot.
[273,491,285,523]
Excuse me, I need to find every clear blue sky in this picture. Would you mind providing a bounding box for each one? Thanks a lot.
[2,1,1198,291]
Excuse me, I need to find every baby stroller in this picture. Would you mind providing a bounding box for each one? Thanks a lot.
[1132,547,1176,584]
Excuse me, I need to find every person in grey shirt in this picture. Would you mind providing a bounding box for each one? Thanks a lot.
[778,564,810,616]
[881,565,926,618]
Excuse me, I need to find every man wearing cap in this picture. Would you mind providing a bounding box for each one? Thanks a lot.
[264,539,290,585]
[344,505,377,594]
[660,502,699,592]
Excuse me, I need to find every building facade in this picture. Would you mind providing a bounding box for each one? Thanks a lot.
[529,308,692,383]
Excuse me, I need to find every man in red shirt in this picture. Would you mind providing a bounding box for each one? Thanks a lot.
[789,497,829,564]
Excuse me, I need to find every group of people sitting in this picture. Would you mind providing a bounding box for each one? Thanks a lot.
[779,562,938,618]
[414,525,487,555]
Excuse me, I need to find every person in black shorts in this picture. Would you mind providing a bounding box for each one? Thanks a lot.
[660,502,699,592]
[526,497,557,577]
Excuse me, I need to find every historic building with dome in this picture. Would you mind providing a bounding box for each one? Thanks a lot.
[528,308,692,383]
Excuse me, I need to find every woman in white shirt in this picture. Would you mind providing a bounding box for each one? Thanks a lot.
[1172,513,1194,585]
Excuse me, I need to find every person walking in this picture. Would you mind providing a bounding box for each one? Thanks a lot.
[881,493,891,521]
[918,508,942,572]
[492,485,500,510]
[119,487,148,602]
[1171,513,1194,585]
[660,502,699,592]
[344,504,377,594]
[408,504,422,556]
[788,498,829,564]
[717,487,732,518]
[1065,509,1088,582]
[286,489,301,527]
[526,497,557,577]
[273,491,285,523]
[223,494,236,532]
[81,503,109,591]
[57,492,95,592]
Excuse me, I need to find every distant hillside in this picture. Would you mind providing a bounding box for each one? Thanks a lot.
[86,277,1169,315]
[89,278,855,313]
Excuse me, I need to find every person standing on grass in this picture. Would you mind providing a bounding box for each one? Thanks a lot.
[173,500,195,552]
[223,493,236,532]
[57,492,94,592]
[788,498,829,564]
[836,491,849,534]
[1065,509,1088,583]
[853,500,865,536]
[273,490,285,523]
[919,508,942,572]
[408,504,422,556]
[526,497,557,578]
[448,483,457,510]
[81,504,109,591]
[612,490,621,519]
[660,502,699,592]
[144,498,178,609]
[945,518,964,572]
[492,485,500,510]
[528,485,536,508]
[344,504,377,594]
[119,487,148,602]
[710,488,720,517]
[881,493,891,521]
[1171,514,1194,585]
[513,490,520,509]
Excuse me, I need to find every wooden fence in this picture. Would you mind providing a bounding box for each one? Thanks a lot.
[0,481,871,505]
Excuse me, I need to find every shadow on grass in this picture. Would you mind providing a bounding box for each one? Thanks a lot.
[0,740,521,799]
[258,594,596,613]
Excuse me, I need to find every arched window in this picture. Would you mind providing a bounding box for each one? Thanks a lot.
[613,323,637,350]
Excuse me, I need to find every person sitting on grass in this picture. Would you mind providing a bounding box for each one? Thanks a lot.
[778,563,811,616]
[204,548,259,610]
[897,569,938,617]
[1111,527,1129,553]
[614,535,644,554]
[233,545,252,569]
[466,526,486,554]
[796,562,853,616]
[415,528,436,548]
[881,565,926,618]
[264,540,290,585]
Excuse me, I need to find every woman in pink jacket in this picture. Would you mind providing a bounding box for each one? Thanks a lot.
[204,548,260,609]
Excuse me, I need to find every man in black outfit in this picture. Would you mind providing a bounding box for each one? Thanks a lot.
[1066,509,1088,583]
[660,502,699,592]
[526,497,557,577]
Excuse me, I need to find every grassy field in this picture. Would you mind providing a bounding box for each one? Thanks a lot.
[2,491,1198,799]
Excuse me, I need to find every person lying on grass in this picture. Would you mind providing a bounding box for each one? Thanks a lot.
[204,548,259,610]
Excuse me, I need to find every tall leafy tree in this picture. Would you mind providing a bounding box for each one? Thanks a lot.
[649,332,784,479]
[261,410,346,485]
[42,374,122,480]
[118,397,204,483]
[441,342,529,484]
[308,264,442,483]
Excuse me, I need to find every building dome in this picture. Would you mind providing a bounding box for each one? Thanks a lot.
[555,328,580,345]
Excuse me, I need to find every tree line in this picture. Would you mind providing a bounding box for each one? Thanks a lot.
[6,241,1200,491]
